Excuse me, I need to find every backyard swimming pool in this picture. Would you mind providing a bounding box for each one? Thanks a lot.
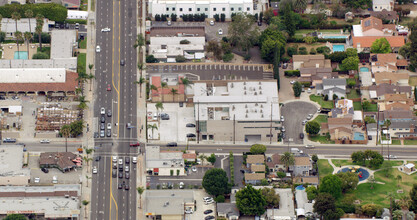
[360,67,369,72]
[333,45,345,52]
[354,132,365,140]
[14,51,28,60]
[295,185,305,190]
[324,35,348,39]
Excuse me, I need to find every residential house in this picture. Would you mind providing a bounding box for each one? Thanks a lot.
[316,78,347,100]
[149,27,205,62]
[289,156,312,177]
[374,72,409,86]
[372,0,394,11]
[264,188,296,220]
[369,10,399,23]
[378,94,414,111]
[217,203,239,220]
[299,67,334,86]
[367,123,378,137]
[370,53,399,73]
[352,16,396,37]
[368,83,412,100]
[377,110,416,124]
[145,190,195,219]
[266,153,285,173]
[295,189,314,219]
[145,146,185,176]
[39,152,79,173]
[351,36,405,53]
[329,99,354,118]
[292,55,331,70]
[384,120,417,139]
[245,155,265,185]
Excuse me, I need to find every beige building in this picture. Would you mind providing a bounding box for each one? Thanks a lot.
[292,55,331,70]
[0,145,30,186]
[145,190,195,220]
[145,146,185,176]
[193,80,280,143]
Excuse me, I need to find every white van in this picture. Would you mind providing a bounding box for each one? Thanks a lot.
[52,176,58,184]
[132,157,137,164]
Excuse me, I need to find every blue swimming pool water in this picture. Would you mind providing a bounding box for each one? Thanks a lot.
[360,67,369,72]
[354,132,365,140]
[14,51,28,60]
[295,185,305,190]
[324,35,348,39]
[333,45,345,52]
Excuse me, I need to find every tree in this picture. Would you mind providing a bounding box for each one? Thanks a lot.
[24,31,31,57]
[25,9,33,39]
[14,31,22,58]
[236,185,267,216]
[341,56,359,71]
[368,174,376,189]
[32,52,49,59]
[146,55,158,63]
[328,52,347,63]
[70,120,84,137]
[281,152,295,172]
[133,34,145,52]
[147,124,158,139]
[220,13,225,22]
[293,0,307,12]
[175,55,186,62]
[35,14,44,50]
[351,151,366,165]
[155,102,164,123]
[306,186,318,201]
[371,38,392,53]
[381,161,392,177]
[171,13,177,21]
[362,100,371,111]
[362,204,382,218]
[170,88,178,102]
[369,151,384,168]
[398,195,411,220]
[179,77,192,101]
[207,153,216,165]
[342,0,372,9]
[202,168,231,196]
[4,214,27,220]
[346,48,358,57]
[314,193,336,219]
[60,124,71,152]
[336,172,359,193]
[11,12,21,33]
[207,40,222,60]
[312,154,318,163]
[399,42,411,59]
[137,186,145,208]
[134,77,146,98]
[396,174,402,187]
[82,200,89,217]
[215,195,225,203]
[319,174,343,199]
[283,3,295,36]
[292,81,302,97]
[228,13,260,55]
[410,184,417,212]
[304,36,316,45]
[261,187,280,208]
[306,121,320,135]
[276,171,286,178]
[250,144,266,154]
[87,64,95,91]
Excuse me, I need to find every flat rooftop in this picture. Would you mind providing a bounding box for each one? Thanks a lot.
[0,68,66,83]
[0,145,30,177]
[145,190,194,215]
[150,26,205,37]
[51,30,77,59]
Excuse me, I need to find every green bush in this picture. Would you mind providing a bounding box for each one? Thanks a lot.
[32,52,49,59]
[316,46,331,54]
[0,3,67,22]
[65,19,87,24]
[287,47,298,57]
[146,55,158,63]
[284,70,300,77]
[215,195,225,203]
[179,39,190,44]
[299,47,308,55]
[175,55,186,62]
[222,53,234,62]
[300,82,311,87]
[33,33,51,44]
[310,48,317,54]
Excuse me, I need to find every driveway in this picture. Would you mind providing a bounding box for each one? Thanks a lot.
[280,102,318,145]
[278,64,297,102]
[146,166,212,189]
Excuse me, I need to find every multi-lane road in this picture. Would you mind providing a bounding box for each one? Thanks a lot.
[90,0,139,218]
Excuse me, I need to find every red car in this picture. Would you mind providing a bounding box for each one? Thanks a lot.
[130,142,140,147]
[107,84,111,91]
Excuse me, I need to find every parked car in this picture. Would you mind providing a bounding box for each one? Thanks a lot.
[204,210,213,215]
[300,133,304,139]
[101,107,105,115]
[160,113,170,120]
[186,123,196,127]
[167,20,171,26]
[118,159,123,164]
[100,130,105,137]
[192,166,197,172]
[218,29,223,35]
[40,139,50,144]
[386,155,397,159]
[282,63,288,69]
[280,116,284,122]
[100,123,105,130]
[34,177,40,183]
[92,166,98,174]
[281,126,285,132]
[305,145,315,149]
[186,133,196,138]
[41,168,49,173]
[3,138,16,143]
[167,142,177,147]
[179,182,184,189]
[210,20,214,26]
[257,21,262,26]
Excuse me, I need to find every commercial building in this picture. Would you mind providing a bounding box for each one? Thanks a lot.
[193,80,280,143]
[1,18,50,39]
[145,146,185,176]
[145,190,195,220]
[67,10,88,20]
[51,30,77,59]
[149,0,267,19]
[39,152,80,173]
[0,145,30,186]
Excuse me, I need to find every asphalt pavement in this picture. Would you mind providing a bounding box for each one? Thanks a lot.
[281,101,318,144]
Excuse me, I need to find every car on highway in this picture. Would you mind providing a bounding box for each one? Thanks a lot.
[118,159,123,164]
[118,183,123,189]
[386,155,397,159]
[120,60,125,66]
[100,130,105,137]
[218,29,223,35]
[107,123,111,130]
[92,166,98,174]
[210,20,214,26]
[305,145,315,149]
[106,130,111,137]
[124,184,129,190]
[96,45,101,52]
[132,157,137,164]
[119,163,123,171]
[100,123,105,130]
[125,157,130,164]
[41,168,49,173]
[112,156,117,163]
[204,210,213,215]
[95,156,101,161]
[125,172,130,179]
[101,116,105,123]
[167,142,177,147]
[107,84,111,91]
[130,142,140,147]
[40,139,50,144]
[112,170,117,178]
[107,110,112,117]
[118,172,123,178]
[113,163,117,169]
[186,123,196,127]
[186,133,196,138]
[125,166,129,172]
[300,133,304,139]
[101,27,111,32]
[100,107,105,115]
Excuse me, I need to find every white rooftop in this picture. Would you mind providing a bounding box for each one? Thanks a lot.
[353,111,363,121]
[67,10,88,20]
[151,0,252,3]
[353,24,363,37]
[193,81,279,121]
[0,185,80,194]
[1,18,49,34]
[0,58,77,71]
[51,30,77,58]
[405,163,415,169]
[145,146,184,168]
[0,197,80,218]
[145,190,194,215]
[0,145,30,177]
[0,68,66,83]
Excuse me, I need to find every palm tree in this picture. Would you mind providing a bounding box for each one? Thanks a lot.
[85,175,91,187]
[170,88,178,102]
[398,195,411,220]
[179,77,192,101]
[24,32,31,58]
[82,200,89,218]
[133,34,145,51]
[150,84,158,100]
[83,156,93,168]
[11,12,21,33]
[198,154,207,165]
[137,187,145,209]
[35,14,44,50]
[25,9,33,37]
[78,96,89,110]
[281,152,295,172]
[134,77,146,98]
[77,73,88,95]
[293,0,307,13]
[147,124,158,139]
[87,64,95,91]
[137,63,146,77]
[392,210,403,220]
[75,87,83,95]
[160,82,168,102]
[386,192,395,220]
[15,31,22,59]
[60,125,71,152]
[396,174,402,187]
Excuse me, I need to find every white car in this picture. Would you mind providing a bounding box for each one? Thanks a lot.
[191,166,197,172]
[205,199,214,205]
[93,166,98,174]
[302,120,307,125]
[96,45,101,52]
[112,156,117,163]
[210,20,214,26]
[132,157,137,164]
[386,155,397,159]
[280,116,284,122]
[34,177,40,183]
[305,145,315,149]
[167,20,171,26]
[307,88,312,93]
[203,197,213,201]
[290,80,296,84]
[185,207,193,214]
[101,27,111,32]
[179,182,184,189]
[40,139,50,144]
[118,159,123,165]
[218,29,223,35]
[101,107,105,115]
[107,123,112,130]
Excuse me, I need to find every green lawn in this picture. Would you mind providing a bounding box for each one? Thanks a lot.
[313,115,328,124]
[37,47,51,57]
[404,139,417,145]
[318,159,333,179]
[294,29,341,37]
[332,159,355,168]
[353,101,362,110]
[309,134,335,144]
[351,169,417,207]
[79,37,87,49]
[309,95,334,109]
[391,139,401,145]
[347,89,360,99]
[364,103,378,112]
[77,53,86,75]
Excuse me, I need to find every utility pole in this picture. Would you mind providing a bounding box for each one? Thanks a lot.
[376,104,381,154]
[197,101,200,144]
[269,102,273,144]
[233,114,235,144]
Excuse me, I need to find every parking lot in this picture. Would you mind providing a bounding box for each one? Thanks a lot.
[280,102,318,145]
[147,166,212,189]
[29,152,83,185]
[187,190,217,220]
[147,63,273,81]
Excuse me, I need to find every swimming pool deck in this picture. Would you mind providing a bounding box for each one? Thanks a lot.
[1,43,42,60]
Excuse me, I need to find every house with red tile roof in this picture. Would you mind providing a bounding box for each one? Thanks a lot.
[150,75,186,103]
[352,16,396,37]
[350,36,405,53]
